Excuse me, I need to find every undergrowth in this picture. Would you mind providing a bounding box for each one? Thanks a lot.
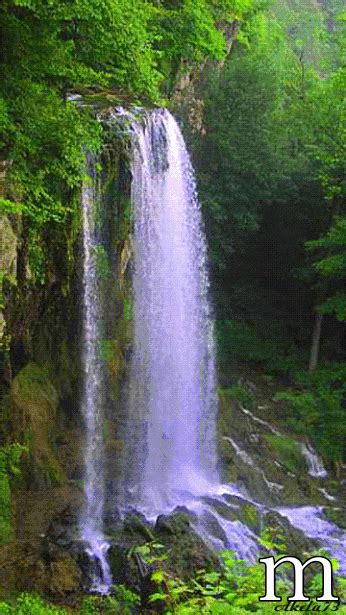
[0,547,345,614]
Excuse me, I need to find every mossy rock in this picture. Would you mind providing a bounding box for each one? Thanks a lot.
[108,540,144,592]
[239,502,262,533]
[262,511,318,558]
[202,497,239,523]
[123,511,155,542]
[0,215,17,278]
[218,390,234,436]
[108,509,220,594]
[11,362,65,488]
[323,507,346,530]
[264,434,306,474]
[154,510,220,579]
[49,554,82,596]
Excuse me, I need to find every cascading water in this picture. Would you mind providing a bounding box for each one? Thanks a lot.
[78,108,344,585]
[119,109,345,567]
[278,507,346,575]
[300,443,328,479]
[80,163,112,593]
[125,109,218,514]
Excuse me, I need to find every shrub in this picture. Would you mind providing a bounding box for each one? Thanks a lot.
[275,363,346,463]
[0,443,26,544]
[221,384,255,409]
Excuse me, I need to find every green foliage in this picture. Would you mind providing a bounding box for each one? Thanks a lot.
[192,0,345,374]
[0,199,25,216]
[128,540,168,564]
[306,65,345,202]
[154,0,260,93]
[27,229,46,285]
[0,443,27,545]
[258,526,286,553]
[307,216,346,321]
[275,363,346,462]
[0,96,10,148]
[268,0,333,71]
[222,384,255,408]
[80,586,139,614]
[93,245,111,280]
[0,0,245,251]
[216,320,301,374]
[0,593,67,614]
[3,83,101,224]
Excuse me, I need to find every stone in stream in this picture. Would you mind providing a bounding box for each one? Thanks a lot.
[323,507,346,530]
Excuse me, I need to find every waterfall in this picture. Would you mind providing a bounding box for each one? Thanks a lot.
[124,109,218,514]
[300,443,328,479]
[78,109,343,583]
[80,163,112,593]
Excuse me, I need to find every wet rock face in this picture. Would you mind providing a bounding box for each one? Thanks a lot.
[45,503,81,549]
[218,389,335,508]
[107,508,220,587]
[15,505,220,600]
[154,510,220,578]
[323,507,346,530]
[10,362,64,488]
[47,554,83,597]
[0,214,18,346]
[0,504,84,600]
[0,215,17,278]
[262,511,319,558]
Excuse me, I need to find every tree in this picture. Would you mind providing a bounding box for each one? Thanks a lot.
[191,3,344,372]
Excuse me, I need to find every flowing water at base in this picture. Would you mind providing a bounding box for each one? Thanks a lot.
[278,506,346,575]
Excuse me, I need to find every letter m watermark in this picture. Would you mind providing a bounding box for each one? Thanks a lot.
[259,556,339,602]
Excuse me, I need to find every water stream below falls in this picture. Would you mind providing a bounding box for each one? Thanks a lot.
[80,109,345,593]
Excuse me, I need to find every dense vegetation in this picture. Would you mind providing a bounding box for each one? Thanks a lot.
[0,0,258,224]
[191,0,345,467]
[0,546,345,613]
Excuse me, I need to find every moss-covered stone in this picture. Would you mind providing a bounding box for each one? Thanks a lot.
[239,502,262,533]
[10,362,65,488]
[154,511,220,580]
[262,511,318,558]
[264,434,306,474]
[49,554,82,596]
[0,464,11,545]
[0,214,18,348]
[323,507,346,530]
